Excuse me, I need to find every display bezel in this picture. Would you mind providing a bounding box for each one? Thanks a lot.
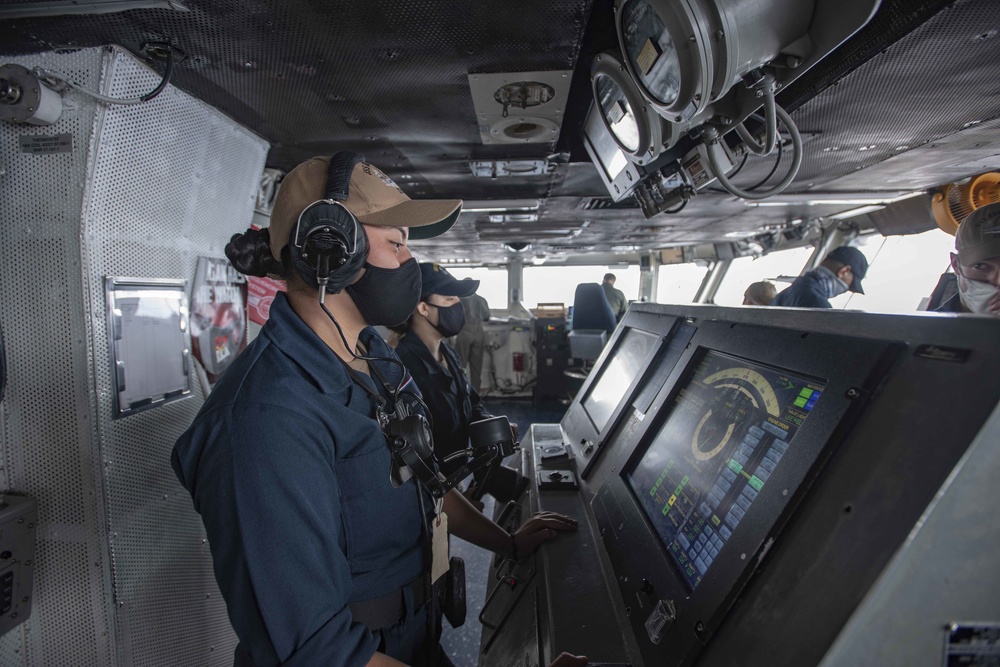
[560,310,679,473]
[623,347,828,592]
[581,327,661,434]
[592,319,898,666]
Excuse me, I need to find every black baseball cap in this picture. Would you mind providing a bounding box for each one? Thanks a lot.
[826,246,869,294]
[419,262,479,298]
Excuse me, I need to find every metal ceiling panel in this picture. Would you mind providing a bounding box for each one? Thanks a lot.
[3,0,999,264]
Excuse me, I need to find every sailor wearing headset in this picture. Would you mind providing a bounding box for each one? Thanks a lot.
[172,154,584,667]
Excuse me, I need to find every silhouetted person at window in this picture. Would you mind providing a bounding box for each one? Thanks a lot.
[454,292,490,392]
[602,273,627,320]
[743,281,777,306]
[771,246,868,309]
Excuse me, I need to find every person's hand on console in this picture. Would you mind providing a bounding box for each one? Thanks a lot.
[548,652,588,667]
[513,511,578,558]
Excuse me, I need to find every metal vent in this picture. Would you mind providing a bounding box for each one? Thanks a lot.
[578,197,640,210]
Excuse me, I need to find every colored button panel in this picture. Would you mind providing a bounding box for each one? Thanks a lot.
[762,421,789,440]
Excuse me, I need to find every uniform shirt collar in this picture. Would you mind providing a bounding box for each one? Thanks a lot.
[397,332,447,377]
[259,292,353,396]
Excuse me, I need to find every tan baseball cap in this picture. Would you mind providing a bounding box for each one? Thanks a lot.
[956,202,1000,266]
[268,156,462,261]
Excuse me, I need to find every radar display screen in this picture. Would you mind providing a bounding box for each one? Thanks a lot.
[626,349,825,591]
[583,329,659,432]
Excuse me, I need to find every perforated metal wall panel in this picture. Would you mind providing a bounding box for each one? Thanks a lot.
[0,47,114,667]
[0,46,268,666]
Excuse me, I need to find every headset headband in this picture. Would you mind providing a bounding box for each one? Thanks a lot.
[325,151,365,201]
[289,151,370,297]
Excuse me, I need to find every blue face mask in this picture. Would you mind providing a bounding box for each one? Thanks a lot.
[815,265,850,298]
[346,258,422,327]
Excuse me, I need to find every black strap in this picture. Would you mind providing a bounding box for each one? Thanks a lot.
[348,574,430,630]
[326,152,366,201]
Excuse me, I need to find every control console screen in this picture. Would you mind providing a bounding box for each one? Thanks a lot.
[626,349,825,591]
[583,328,659,433]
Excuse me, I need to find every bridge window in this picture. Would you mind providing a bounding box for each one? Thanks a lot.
[827,228,956,313]
[655,262,709,304]
[522,265,641,309]
[446,267,508,309]
[713,247,814,306]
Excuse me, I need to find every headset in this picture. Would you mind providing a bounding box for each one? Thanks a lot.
[291,153,521,499]
[289,151,370,303]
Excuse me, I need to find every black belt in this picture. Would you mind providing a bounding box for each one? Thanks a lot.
[349,574,431,631]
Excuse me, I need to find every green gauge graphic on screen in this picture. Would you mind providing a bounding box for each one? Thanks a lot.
[691,367,781,462]
[628,350,826,590]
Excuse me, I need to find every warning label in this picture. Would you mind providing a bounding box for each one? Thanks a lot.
[19,134,73,155]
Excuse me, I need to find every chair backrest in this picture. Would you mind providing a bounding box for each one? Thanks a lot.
[925,272,958,311]
[571,283,617,334]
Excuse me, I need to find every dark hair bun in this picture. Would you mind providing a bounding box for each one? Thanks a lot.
[225,228,284,278]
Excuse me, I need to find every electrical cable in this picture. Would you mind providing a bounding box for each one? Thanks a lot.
[706,103,803,201]
[734,78,778,155]
[706,149,749,194]
[33,44,174,106]
[662,198,688,215]
[746,137,784,192]
[706,112,764,193]
[320,301,412,407]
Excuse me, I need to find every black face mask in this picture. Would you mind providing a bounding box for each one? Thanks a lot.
[426,301,466,338]
[346,258,422,327]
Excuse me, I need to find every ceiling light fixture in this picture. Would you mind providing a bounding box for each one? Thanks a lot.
[463,199,541,213]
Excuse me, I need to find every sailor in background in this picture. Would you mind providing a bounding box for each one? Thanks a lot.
[602,272,628,320]
[936,203,1000,315]
[454,290,491,394]
[392,263,526,505]
[771,246,868,309]
[743,281,777,306]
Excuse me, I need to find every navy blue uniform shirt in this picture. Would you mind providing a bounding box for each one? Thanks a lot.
[770,270,833,309]
[172,292,433,667]
[394,333,492,477]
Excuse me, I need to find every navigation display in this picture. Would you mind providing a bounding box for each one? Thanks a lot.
[583,329,659,433]
[626,349,825,591]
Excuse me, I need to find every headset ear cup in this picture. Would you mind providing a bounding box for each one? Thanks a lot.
[292,201,368,293]
[304,229,349,285]
[327,221,369,292]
